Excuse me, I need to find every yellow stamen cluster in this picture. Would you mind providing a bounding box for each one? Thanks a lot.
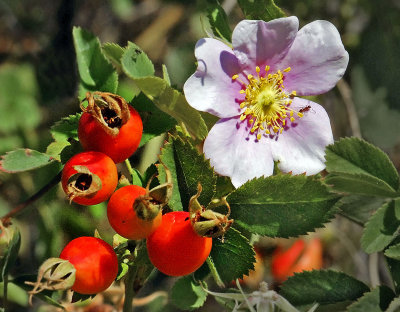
[232,66,300,141]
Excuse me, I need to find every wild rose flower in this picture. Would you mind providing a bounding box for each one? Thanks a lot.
[183,16,349,187]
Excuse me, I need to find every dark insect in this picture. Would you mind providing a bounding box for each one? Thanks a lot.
[299,105,311,113]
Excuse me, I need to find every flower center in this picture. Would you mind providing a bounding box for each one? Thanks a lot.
[232,66,303,141]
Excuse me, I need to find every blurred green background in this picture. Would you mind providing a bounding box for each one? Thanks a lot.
[0,0,399,310]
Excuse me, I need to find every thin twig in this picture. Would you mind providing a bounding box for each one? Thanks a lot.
[337,79,362,138]
[369,253,380,288]
[1,171,62,222]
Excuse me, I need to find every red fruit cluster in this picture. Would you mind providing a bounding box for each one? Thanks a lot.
[58,91,214,296]
[61,92,143,206]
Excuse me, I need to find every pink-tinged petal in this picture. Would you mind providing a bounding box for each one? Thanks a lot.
[278,20,349,96]
[183,38,243,118]
[232,17,299,74]
[270,97,334,175]
[203,117,274,188]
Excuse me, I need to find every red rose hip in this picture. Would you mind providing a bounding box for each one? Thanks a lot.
[146,211,212,276]
[107,185,162,240]
[59,237,118,294]
[61,151,118,205]
[78,92,143,163]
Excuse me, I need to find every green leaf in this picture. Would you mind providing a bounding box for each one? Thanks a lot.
[347,286,395,312]
[209,227,255,284]
[386,296,400,312]
[121,42,155,78]
[280,270,369,305]
[237,0,286,22]
[162,64,171,86]
[158,136,217,210]
[207,2,232,42]
[49,113,80,143]
[325,137,400,197]
[227,175,339,237]
[132,93,176,147]
[385,243,400,260]
[171,276,208,311]
[158,138,184,211]
[131,76,208,140]
[172,137,216,208]
[213,175,235,199]
[72,26,118,97]
[361,199,400,254]
[102,42,125,69]
[46,113,81,161]
[0,149,56,173]
[0,227,21,282]
[338,195,387,226]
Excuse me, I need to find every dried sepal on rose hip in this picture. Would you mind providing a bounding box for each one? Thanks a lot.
[61,151,118,205]
[107,160,173,240]
[78,91,143,163]
[25,258,76,305]
[189,183,233,240]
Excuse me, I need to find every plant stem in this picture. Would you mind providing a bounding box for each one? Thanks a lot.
[1,171,62,222]
[337,79,362,138]
[124,159,136,182]
[123,265,137,312]
[3,274,8,311]
[206,257,225,288]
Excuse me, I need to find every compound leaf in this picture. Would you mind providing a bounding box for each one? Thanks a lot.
[227,175,339,237]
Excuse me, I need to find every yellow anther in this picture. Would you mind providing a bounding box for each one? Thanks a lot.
[234,64,303,139]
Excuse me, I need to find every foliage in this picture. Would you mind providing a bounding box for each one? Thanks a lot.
[1,1,400,312]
